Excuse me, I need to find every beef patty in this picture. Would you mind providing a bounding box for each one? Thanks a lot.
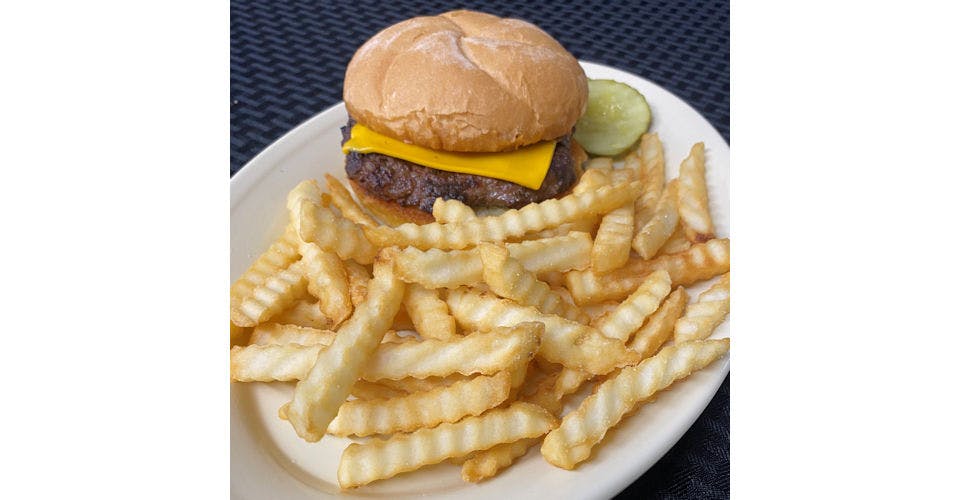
[342,121,579,212]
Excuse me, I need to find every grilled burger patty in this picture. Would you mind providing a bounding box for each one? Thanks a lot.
[342,122,579,212]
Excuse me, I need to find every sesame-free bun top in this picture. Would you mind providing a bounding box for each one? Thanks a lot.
[343,10,588,152]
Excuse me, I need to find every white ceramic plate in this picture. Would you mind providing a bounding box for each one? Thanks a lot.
[231,61,730,499]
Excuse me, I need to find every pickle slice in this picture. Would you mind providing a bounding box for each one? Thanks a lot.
[574,79,651,156]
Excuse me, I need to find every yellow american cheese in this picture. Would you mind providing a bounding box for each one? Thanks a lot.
[341,124,555,190]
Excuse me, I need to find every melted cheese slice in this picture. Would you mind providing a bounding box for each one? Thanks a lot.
[342,124,555,190]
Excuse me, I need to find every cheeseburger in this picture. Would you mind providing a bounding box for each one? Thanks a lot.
[341,10,588,224]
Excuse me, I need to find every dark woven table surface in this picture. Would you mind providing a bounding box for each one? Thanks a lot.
[231,1,729,498]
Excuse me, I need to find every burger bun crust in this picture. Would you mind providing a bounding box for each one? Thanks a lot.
[344,10,588,153]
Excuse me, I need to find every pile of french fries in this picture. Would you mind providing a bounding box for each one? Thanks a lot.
[229,133,731,489]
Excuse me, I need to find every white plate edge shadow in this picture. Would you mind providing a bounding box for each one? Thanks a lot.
[231,60,730,499]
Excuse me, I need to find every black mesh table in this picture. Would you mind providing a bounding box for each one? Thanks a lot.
[231,1,729,497]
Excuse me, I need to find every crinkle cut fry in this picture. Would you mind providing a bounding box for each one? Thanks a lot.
[593,270,672,342]
[565,238,730,305]
[445,288,640,375]
[479,243,587,323]
[461,368,591,482]
[674,272,730,343]
[628,287,688,359]
[632,180,681,260]
[249,323,336,346]
[230,224,301,310]
[677,142,715,243]
[540,339,730,469]
[403,284,458,340]
[394,232,592,289]
[285,256,405,442]
[298,201,377,265]
[363,180,643,250]
[270,299,334,330]
[338,402,558,489]
[298,242,352,327]
[230,260,308,327]
[461,438,539,483]
[432,197,478,223]
[327,371,512,437]
[230,322,542,382]
[632,132,665,229]
[591,203,635,274]
[324,174,379,227]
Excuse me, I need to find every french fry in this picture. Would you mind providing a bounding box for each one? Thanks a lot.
[593,270,672,342]
[285,256,405,442]
[299,242,352,327]
[631,133,665,229]
[374,373,473,394]
[298,201,377,264]
[462,367,592,482]
[338,402,557,489]
[394,232,592,289]
[479,243,588,323]
[324,174,378,227]
[446,288,640,375]
[526,217,598,240]
[582,301,620,326]
[564,238,730,304]
[540,338,730,469]
[572,167,612,195]
[271,299,334,330]
[676,142,715,243]
[231,322,541,382]
[231,342,332,382]
[432,198,478,223]
[657,225,692,256]
[363,180,643,250]
[461,438,539,483]
[230,260,308,327]
[674,273,730,343]
[524,368,592,416]
[403,284,457,340]
[628,287,688,359]
[327,371,512,437]
[365,322,541,381]
[632,180,681,259]
[591,204,634,274]
[349,380,408,401]
[286,179,325,228]
[249,323,336,346]
[584,157,613,170]
[343,261,371,306]
[230,224,301,310]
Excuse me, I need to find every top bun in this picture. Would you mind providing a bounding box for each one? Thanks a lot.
[343,10,588,152]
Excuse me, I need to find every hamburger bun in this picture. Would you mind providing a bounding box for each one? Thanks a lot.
[344,10,588,152]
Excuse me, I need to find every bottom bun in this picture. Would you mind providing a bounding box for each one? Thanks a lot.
[349,179,436,226]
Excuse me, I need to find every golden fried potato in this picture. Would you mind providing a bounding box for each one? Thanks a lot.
[285,256,405,442]
[674,273,729,343]
[446,288,640,375]
[541,339,729,469]
[299,242,352,327]
[565,238,730,304]
[676,142,715,243]
[628,287,688,359]
[338,402,557,489]
[328,371,512,437]
[363,181,643,250]
[593,270,671,342]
